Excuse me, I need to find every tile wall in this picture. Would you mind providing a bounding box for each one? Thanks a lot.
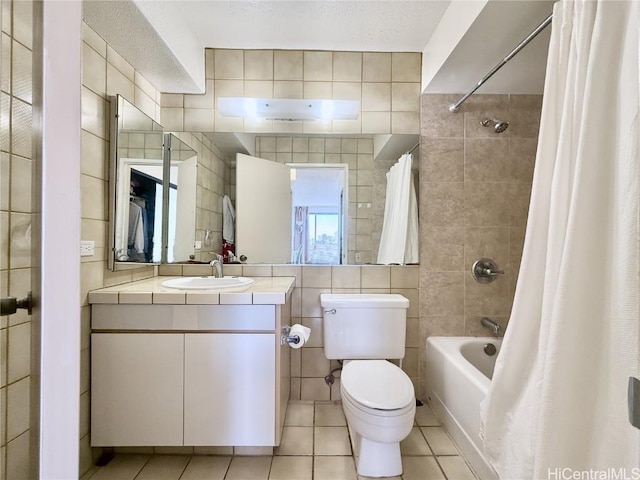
[161,49,422,135]
[254,136,378,264]
[418,93,541,398]
[0,1,34,478]
[159,263,421,400]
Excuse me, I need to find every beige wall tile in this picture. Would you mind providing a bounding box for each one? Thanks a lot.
[9,156,30,212]
[80,174,106,221]
[361,111,390,134]
[303,51,332,81]
[302,266,331,288]
[161,93,184,108]
[421,94,464,138]
[421,271,464,316]
[421,138,464,183]
[303,81,332,99]
[301,378,330,401]
[422,182,464,227]
[332,52,361,82]
[184,80,214,109]
[361,265,390,288]
[161,107,184,131]
[362,83,390,111]
[391,111,419,133]
[391,83,420,112]
[107,45,135,81]
[244,50,273,80]
[6,377,28,441]
[421,226,464,272]
[391,265,419,288]
[82,21,106,57]
[362,52,391,82]
[332,82,361,101]
[274,80,303,99]
[274,50,303,81]
[184,108,214,131]
[215,49,244,79]
[106,63,135,100]
[244,80,273,98]
[301,288,330,317]
[464,138,510,182]
[463,182,510,226]
[301,347,330,377]
[82,42,105,97]
[391,53,421,82]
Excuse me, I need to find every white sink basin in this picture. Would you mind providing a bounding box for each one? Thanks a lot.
[161,276,255,290]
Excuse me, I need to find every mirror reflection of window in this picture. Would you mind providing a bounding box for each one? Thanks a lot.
[290,164,347,265]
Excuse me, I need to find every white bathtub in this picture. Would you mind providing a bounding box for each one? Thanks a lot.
[425,337,501,480]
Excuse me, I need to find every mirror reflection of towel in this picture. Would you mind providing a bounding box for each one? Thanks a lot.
[223,195,236,243]
[128,201,145,254]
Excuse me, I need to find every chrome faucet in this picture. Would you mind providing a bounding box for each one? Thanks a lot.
[210,255,223,278]
[480,317,501,336]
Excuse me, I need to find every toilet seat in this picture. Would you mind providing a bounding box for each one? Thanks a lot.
[341,360,414,412]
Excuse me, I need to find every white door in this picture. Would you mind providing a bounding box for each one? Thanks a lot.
[236,154,292,263]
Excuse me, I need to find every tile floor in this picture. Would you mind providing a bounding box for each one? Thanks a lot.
[81,401,478,480]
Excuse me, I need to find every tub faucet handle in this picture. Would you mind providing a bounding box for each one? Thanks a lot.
[472,258,504,283]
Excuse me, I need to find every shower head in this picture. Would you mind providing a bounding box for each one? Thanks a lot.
[481,118,509,133]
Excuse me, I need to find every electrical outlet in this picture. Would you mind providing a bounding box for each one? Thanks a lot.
[80,240,95,257]
[355,252,362,263]
[194,240,202,249]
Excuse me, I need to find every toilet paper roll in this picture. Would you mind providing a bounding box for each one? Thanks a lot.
[288,324,311,349]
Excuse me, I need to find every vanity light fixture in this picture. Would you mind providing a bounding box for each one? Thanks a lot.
[217,97,360,121]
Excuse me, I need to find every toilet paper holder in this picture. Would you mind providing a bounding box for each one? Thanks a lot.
[281,325,301,345]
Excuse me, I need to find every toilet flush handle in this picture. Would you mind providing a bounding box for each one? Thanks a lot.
[323,309,336,314]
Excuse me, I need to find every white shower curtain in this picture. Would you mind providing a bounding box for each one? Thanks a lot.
[480,1,640,478]
[377,153,419,264]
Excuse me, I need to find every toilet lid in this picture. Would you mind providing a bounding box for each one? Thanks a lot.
[341,360,414,410]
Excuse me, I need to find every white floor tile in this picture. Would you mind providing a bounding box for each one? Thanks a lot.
[268,456,313,480]
[136,455,189,480]
[179,456,231,480]
[314,426,352,455]
[314,456,358,480]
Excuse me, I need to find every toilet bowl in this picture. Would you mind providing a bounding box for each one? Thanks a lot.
[320,293,414,477]
[340,359,416,477]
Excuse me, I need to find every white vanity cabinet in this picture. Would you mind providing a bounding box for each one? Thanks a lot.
[184,333,275,445]
[92,333,185,446]
[90,301,290,448]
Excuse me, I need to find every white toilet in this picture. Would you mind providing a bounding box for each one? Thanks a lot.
[320,293,415,478]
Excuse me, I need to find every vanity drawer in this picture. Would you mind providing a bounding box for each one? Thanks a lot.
[92,304,277,331]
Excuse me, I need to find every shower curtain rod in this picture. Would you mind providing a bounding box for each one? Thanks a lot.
[406,142,420,155]
[449,13,553,113]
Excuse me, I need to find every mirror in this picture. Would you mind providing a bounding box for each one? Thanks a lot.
[108,95,419,268]
[108,96,197,270]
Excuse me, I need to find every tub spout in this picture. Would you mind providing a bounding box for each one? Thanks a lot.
[480,317,501,336]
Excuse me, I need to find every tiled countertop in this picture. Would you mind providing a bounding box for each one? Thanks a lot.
[88,276,295,305]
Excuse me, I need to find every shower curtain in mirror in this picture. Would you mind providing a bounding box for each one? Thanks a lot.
[377,153,419,264]
[480,1,640,477]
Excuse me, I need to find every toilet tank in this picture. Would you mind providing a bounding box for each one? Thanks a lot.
[320,294,409,360]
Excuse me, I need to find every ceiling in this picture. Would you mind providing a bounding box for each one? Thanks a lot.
[85,0,555,95]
